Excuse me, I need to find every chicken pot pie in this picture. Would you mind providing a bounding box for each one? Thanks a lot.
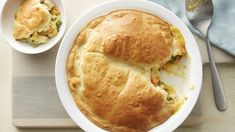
[13,0,62,47]
[67,10,187,132]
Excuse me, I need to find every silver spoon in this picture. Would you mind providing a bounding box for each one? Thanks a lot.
[185,0,227,111]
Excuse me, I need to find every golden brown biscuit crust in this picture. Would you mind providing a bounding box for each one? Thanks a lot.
[13,0,51,39]
[67,10,186,131]
[84,10,173,67]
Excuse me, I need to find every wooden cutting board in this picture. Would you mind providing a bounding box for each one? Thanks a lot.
[12,46,203,128]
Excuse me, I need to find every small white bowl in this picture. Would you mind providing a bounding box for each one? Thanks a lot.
[55,0,202,131]
[0,0,66,54]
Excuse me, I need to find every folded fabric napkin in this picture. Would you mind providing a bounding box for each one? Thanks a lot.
[150,0,235,57]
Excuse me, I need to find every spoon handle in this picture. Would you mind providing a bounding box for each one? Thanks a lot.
[206,37,228,111]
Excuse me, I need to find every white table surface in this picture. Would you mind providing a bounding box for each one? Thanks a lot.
[0,0,235,132]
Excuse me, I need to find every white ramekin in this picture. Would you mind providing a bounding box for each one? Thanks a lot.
[0,0,66,54]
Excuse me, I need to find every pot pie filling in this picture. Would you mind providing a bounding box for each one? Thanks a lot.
[13,0,62,47]
[67,10,187,132]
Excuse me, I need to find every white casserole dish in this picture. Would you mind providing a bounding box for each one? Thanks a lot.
[55,0,202,131]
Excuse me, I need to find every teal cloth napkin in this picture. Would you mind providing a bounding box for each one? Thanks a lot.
[150,0,235,57]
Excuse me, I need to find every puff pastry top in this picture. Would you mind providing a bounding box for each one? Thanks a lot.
[13,0,62,46]
[67,10,186,132]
